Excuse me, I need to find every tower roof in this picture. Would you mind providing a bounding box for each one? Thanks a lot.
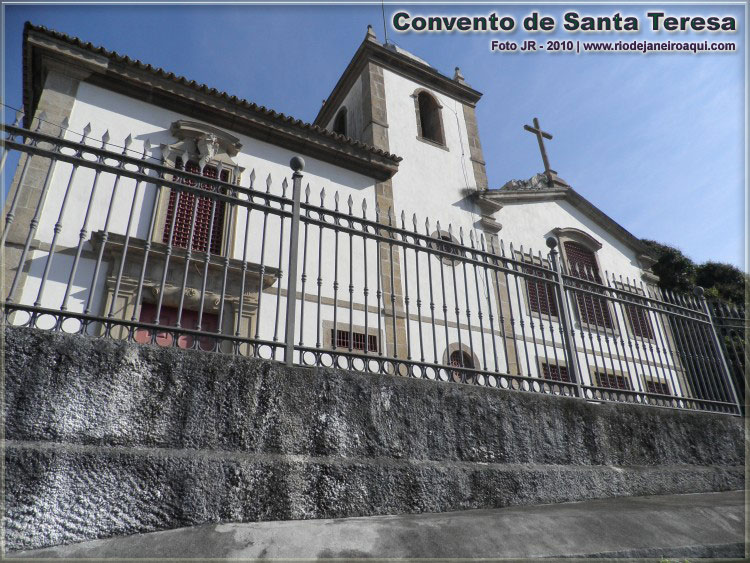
[314,26,482,127]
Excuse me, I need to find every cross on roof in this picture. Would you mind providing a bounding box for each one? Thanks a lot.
[523,117,554,185]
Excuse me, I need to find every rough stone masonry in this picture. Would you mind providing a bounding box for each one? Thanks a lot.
[3,326,744,551]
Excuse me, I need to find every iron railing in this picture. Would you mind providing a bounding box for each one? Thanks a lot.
[1,115,743,416]
[707,299,747,414]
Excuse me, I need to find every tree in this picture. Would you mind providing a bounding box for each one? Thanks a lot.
[640,239,696,293]
[641,239,747,306]
[695,261,747,306]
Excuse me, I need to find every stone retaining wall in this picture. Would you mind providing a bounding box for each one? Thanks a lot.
[4,327,744,550]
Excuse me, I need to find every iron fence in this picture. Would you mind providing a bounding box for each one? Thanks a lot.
[1,115,743,416]
[708,300,747,414]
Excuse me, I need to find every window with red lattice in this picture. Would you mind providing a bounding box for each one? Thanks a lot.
[594,371,631,390]
[332,329,378,352]
[645,380,671,395]
[564,241,613,329]
[163,158,227,255]
[541,362,573,383]
[623,294,655,339]
[525,266,558,317]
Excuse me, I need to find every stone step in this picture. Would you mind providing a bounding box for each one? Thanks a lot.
[12,490,745,559]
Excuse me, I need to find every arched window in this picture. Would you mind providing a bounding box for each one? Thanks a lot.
[450,350,474,369]
[429,230,463,265]
[449,349,475,383]
[415,90,444,145]
[332,108,347,136]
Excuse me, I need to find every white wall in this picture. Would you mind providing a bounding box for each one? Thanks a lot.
[324,74,365,142]
[383,68,482,231]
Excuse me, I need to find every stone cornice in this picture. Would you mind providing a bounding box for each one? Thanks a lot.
[22,23,401,182]
[315,34,483,127]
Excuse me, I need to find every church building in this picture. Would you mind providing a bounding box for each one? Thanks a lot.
[6,22,704,404]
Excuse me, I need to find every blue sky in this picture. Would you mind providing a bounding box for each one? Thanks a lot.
[2,2,746,268]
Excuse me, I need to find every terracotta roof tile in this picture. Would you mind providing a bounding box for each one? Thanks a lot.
[23,22,402,164]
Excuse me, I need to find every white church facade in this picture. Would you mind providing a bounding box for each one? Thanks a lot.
[4,22,736,412]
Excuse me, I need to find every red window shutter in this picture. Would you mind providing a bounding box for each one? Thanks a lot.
[564,241,613,329]
[595,371,631,390]
[526,269,558,317]
[625,302,654,339]
[646,380,670,395]
[163,159,227,255]
[541,362,572,383]
[333,329,378,352]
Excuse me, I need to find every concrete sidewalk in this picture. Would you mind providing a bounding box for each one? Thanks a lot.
[10,490,745,559]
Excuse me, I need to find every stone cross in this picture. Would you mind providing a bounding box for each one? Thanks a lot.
[523,117,554,185]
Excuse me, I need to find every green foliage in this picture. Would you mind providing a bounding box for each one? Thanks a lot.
[641,240,746,306]
[641,239,696,293]
[695,261,747,306]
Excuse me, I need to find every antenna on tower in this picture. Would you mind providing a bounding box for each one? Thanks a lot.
[381,0,389,44]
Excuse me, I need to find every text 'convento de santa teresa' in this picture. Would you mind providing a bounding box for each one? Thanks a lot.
[392,11,738,33]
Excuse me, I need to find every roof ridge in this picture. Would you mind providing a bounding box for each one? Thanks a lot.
[23,22,401,164]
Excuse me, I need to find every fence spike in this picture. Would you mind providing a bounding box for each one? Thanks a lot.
[281,177,289,197]
[59,115,69,132]
[424,217,430,232]
[319,187,326,206]
[82,123,91,138]
[347,194,353,214]
[500,239,506,257]
[141,139,151,158]
[459,226,465,244]
[400,209,406,227]
[469,230,475,246]
[436,220,441,234]
[387,207,393,225]
[266,173,272,193]
[248,169,256,188]
[34,111,48,132]
[480,233,487,252]
[362,197,368,214]
[123,133,133,151]
[412,213,418,230]
[305,183,311,202]
[101,130,110,147]
[12,109,23,126]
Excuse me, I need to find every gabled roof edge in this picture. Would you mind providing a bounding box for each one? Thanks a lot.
[21,22,402,178]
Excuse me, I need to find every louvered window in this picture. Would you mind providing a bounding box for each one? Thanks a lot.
[594,371,631,390]
[163,158,227,255]
[526,268,558,317]
[541,362,573,383]
[332,329,378,352]
[564,241,613,329]
[645,380,671,395]
[624,297,654,339]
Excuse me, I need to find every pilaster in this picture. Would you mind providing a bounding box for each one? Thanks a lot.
[361,61,408,361]
[3,70,83,302]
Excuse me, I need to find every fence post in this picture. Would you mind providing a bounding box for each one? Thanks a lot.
[546,237,583,398]
[693,286,742,414]
[284,156,304,366]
